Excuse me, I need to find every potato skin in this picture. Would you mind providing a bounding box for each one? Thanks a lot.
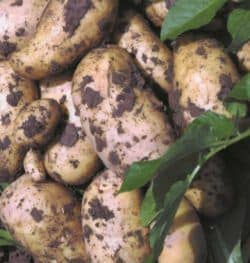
[185,156,233,218]
[114,10,173,93]
[0,0,49,59]
[72,46,174,174]
[81,169,150,263]
[41,73,101,185]
[145,0,174,27]
[10,0,118,79]
[159,199,207,263]
[237,41,250,72]
[0,99,61,182]
[169,36,239,130]
[0,175,88,262]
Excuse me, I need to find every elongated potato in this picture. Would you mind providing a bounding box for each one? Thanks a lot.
[72,47,174,174]
[159,199,207,263]
[10,0,118,79]
[144,0,175,27]
[169,36,239,130]
[114,10,173,93]
[0,99,61,182]
[82,169,150,262]
[0,0,49,59]
[185,156,233,218]
[237,41,250,72]
[41,73,101,185]
[0,175,89,262]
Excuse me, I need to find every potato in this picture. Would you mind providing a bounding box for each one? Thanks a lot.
[24,149,46,183]
[0,0,49,59]
[81,169,150,262]
[237,41,250,72]
[169,36,239,130]
[185,156,233,218]
[144,0,175,27]
[0,99,61,182]
[114,10,173,93]
[72,46,174,174]
[0,175,88,262]
[159,199,207,263]
[41,73,101,185]
[10,0,118,79]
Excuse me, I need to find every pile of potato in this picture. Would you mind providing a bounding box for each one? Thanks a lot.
[0,0,249,262]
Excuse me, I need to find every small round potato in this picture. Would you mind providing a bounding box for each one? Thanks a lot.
[237,41,250,72]
[144,0,175,27]
[159,199,207,263]
[185,156,234,218]
[81,169,150,262]
[10,0,118,79]
[72,46,174,174]
[0,0,49,59]
[169,35,239,130]
[41,73,101,185]
[0,175,89,262]
[0,99,61,182]
[114,10,173,93]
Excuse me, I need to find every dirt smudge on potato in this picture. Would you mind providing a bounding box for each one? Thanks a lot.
[187,99,205,118]
[0,137,11,151]
[108,151,121,165]
[217,74,233,100]
[6,88,23,107]
[0,41,16,57]
[30,208,44,222]
[82,87,103,108]
[10,0,23,6]
[83,225,93,242]
[60,123,79,147]
[88,198,114,221]
[20,115,45,138]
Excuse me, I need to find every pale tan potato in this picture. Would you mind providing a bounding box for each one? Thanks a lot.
[0,0,49,60]
[82,169,150,263]
[145,0,175,27]
[185,156,233,218]
[169,35,240,130]
[0,175,89,262]
[159,199,207,263]
[41,73,101,185]
[10,0,118,79]
[114,10,173,93]
[24,149,46,183]
[237,41,250,72]
[72,46,174,174]
[0,99,61,182]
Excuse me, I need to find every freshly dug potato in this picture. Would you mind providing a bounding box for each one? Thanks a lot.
[237,41,250,72]
[169,35,239,130]
[10,0,118,79]
[144,0,175,27]
[82,169,150,262]
[41,73,101,185]
[0,0,49,59]
[0,175,89,262]
[0,61,37,138]
[159,199,207,263]
[114,10,173,93]
[24,149,46,183]
[0,99,61,182]
[72,46,174,174]
[185,156,233,218]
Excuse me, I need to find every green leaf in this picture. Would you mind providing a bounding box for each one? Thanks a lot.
[0,183,8,192]
[160,0,227,41]
[0,229,15,247]
[227,9,250,51]
[229,74,250,101]
[225,102,247,118]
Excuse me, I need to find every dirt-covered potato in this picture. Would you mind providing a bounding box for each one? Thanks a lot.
[82,169,150,262]
[0,175,88,262]
[159,198,207,263]
[169,36,239,130]
[237,41,250,72]
[41,73,101,185]
[0,99,61,182]
[114,10,173,93]
[0,0,49,59]
[144,0,175,27]
[185,156,233,218]
[72,46,174,174]
[10,0,118,79]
